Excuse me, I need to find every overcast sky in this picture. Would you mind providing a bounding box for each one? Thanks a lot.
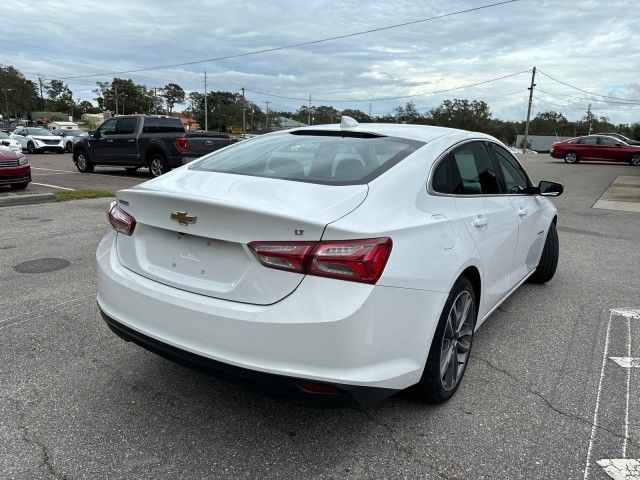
[2,0,640,123]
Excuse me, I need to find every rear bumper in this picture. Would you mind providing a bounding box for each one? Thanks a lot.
[0,165,31,185]
[101,310,395,407]
[96,231,447,405]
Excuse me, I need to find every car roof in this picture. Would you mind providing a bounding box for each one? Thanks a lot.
[280,122,495,144]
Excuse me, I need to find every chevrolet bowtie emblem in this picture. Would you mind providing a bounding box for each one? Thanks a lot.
[170,211,197,226]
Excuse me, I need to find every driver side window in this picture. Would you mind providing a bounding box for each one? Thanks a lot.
[491,144,531,194]
[99,119,117,136]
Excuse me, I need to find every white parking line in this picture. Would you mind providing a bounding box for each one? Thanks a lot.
[31,182,74,191]
[609,357,640,368]
[31,167,77,173]
[583,311,613,480]
[622,317,631,458]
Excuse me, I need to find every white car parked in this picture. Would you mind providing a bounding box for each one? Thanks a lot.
[97,118,563,407]
[0,131,22,154]
[10,127,64,154]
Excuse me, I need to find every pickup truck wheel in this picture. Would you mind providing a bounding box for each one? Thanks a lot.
[149,155,170,177]
[27,142,35,154]
[75,151,94,173]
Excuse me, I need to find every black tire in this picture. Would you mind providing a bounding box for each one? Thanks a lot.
[528,222,559,284]
[65,142,72,153]
[630,153,640,166]
[148,154,170,177]
[74,150,94,173]
[10,183,29,190]
[27,142,35,154]
[412,276,477,404]
[56,148,64,154]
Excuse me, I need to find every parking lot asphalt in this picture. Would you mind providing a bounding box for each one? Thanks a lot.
[1,155,639,479]
[3,152,152,195]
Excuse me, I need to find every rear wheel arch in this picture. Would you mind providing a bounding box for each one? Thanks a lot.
[460,266,481,306]
[144,146,167,166]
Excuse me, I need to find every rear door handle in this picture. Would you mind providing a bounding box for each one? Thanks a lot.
[472,217,488,228]
[516,207,528,217]
[127,139,135,143]
[106,139,114,143]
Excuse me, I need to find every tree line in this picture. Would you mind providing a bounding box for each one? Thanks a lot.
[1,65,639,143]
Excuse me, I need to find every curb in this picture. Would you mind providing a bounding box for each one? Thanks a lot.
[0,193,56,207]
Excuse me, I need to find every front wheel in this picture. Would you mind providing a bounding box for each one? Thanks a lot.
[412,276,477,404]
[27,142,36,154]
[65,142,72,153]
[528,222,559,284]
[630,153,640,166]
[149,155,170,177]
[564,151,578,163]
[75,151,94,173]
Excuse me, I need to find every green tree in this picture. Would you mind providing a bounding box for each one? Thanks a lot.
[45,79,73,113]
[94,78,156,115]
[162,83,185,115]
[339,108,370,122]
[0,65,39,117]
[393,101,423,123]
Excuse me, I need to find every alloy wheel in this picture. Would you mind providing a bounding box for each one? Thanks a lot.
[440,290,474,391]
[631,154,640,166]
[77,154,87,170]
[150,158,164,177]
[564,152,577,163]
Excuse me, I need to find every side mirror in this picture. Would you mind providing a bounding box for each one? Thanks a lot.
[538,180,563,197]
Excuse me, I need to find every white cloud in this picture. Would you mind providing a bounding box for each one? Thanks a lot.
[1,0,639,122]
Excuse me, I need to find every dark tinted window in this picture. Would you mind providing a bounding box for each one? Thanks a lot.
[432,157,452,193]
[142,117,185,133]
[192,132,424,185]
[491,144,531,194]
[98,119,117,136]
[117,118,138,135]
[450,142,500,195]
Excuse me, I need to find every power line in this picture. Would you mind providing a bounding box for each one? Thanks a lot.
[243,69,531,104]
[537,69,640,103]
[57,1,517,80]
[536,88,640,106]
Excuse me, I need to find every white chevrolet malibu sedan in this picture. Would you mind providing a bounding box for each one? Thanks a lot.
[97,118,563,407]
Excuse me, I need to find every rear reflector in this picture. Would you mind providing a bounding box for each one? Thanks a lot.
[107,202,136,236]
[296,381,340,394]
[248,237,392,284]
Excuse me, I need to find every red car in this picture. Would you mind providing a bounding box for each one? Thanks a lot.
[551,134,640,166]
[0,145,31,189]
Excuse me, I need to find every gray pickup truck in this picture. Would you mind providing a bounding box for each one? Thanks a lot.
[72,114,239,177]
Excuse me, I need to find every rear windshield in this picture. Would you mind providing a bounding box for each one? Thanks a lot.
[190,131,424,185]
[142,117,185,133]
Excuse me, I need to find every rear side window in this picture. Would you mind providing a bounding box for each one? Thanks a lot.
[580,137,598,145]
[142,117,185,133]
[450,142,500,195]
[598,136,619,145]
[117,118,138,135]
[191,132,424,185]
[432,157,452,194]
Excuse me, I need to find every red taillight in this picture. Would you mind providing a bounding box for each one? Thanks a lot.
[247,237,392,284]
[175,136,188,153]
[107,203,136,236]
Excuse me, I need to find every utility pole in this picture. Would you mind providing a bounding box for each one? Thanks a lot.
[241,87,246,139]
[368,102,372,120]
[264,101,270,129]
[114,82,118,116]
[38,76,45,111]
[204,71,208,132]
[307,93,311,126]
[154,88,158,114]
[522,66,536,152]
[587,103,593,134]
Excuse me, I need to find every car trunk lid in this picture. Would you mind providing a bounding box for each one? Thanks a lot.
[115,169,368,304]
